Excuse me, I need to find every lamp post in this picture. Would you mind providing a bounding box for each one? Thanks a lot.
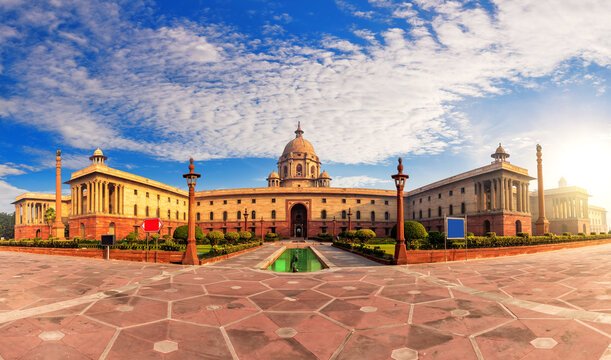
[243,208,249,232]
[182,158,201,265]
[260,217,264,242]
[332,217,336,238]
[347,208,352,231]
[392,158,409,265]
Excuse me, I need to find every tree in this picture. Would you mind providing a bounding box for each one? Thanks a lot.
[224,231,240,244]
[390,221,428,240]
[0,212,15,240]
[44,207,56,236]
[173,225,204,244]
[355,229,376,243]
[206,230,225,247]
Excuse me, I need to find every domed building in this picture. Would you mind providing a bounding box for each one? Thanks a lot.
[16,124,602,240]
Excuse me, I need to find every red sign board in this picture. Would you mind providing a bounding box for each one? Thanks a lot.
[141,218,163,232]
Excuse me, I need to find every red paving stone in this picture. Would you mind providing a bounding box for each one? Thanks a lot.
[0,243,610,359]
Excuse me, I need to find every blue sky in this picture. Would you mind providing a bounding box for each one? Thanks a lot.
[0,0,610,225]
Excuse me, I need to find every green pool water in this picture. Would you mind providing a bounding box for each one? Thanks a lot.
[267,247,325,272]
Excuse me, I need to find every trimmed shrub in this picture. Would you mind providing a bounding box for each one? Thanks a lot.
[485,232,496,238]
[315,233,333,242]
[225,231,240,244]
[173,225,204,244]
[577,232,585,236]
[265,232,279,242]
[125,231,139,243]
[206,230,225,246]
[591,232,597,235]
[355,229,376,243]
[427,231,446,249]
[238,231,252,242]
[517,232,529,238]
[390,221,428,240]
[467,232,475,237]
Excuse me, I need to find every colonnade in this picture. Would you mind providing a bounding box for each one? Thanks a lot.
[71,180,124,215]
[552,197,587,219]
[475,177,530,213]
[16,202,53,225]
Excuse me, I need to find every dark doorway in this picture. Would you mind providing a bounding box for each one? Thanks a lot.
[515,220,522,234]
[484,220,491,234]
[291,203,308,238]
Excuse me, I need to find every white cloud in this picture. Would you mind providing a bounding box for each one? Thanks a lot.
[0,180,26,213]
[333,175,393,189]
[0,0,610,169]
[0,163,25,177]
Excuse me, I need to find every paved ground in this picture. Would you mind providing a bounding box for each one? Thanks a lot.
[0,242,610,359]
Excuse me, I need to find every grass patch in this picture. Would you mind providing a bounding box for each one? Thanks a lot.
[365,244,395,256]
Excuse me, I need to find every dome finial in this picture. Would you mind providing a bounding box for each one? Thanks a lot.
[295,121,304,138]
[491,143,510,163]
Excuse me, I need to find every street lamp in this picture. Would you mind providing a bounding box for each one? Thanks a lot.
[260,217,264,242]
[332,216,336,238]
[347,208,352,231]
[243,208,249,231]
[391,157,409,265]
[182,158,201,265]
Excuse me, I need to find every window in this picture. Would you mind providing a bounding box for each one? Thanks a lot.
[342,210,347,219]
[321,227,327,233]
[322,198,327,203]
[438,206,442,217]
[428,208,431,218]
[183,212,186,220]
[419,198,422,203]
[168,197,170,202]
[461,187,465,194]
[156,208,160,217]
[134,189,138,195]
[184,201,186,206]
[209,201,214,205]
[134,205,138,216]
[412,211,415,219]
[296,164,303,176]
[271,210,276,219]
[342,199,346,204]
[270,227,276,233]
[428,196,431,201]
[146,192,149,198]
[356,199,361,204]
[461,202,465,214]
[271,198,276,203]
[237,211,241,220]
[209,212,214,220]
[237,199,241,204]
[385,228,391,236]
[167,209,171,219]
[371,200,375,204]
[384,200,389,205]
[449,190,453,196]
[419,210,422,219]
[197,202,200,206]
[176,211,179,219]
[176,199,179,204]
[356,211,361,220]
[449,205,454,215]
[370,211,375,222]
[321,210,327,219]
[223,200,227,205]
[412,200,415,206]
[438,193,441,199]
[223,211,228,221]
[157,194,160,200]
[145,206,149,217]
[251,210,256,219]
[385,211,390,220]
[252,199,256,204]
[196,213,201,221]
[311,165,315,177]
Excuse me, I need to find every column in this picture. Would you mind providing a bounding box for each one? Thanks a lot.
[15,204,20,225]
[25,202,29,224]
[491,179,497,210]
[118,185,123,215]
[476,182,481,212]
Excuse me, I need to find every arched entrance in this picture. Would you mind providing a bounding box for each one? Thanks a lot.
[80,223,85,238]
[35,229,41,239]
[290,203,308,238]
[515,220,522,234]
[109,222,116,235]
[484,220,491,234]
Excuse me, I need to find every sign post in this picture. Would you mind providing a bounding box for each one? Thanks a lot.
[141,218,163,263]
[446,217,467,262]
[101,234,116,260]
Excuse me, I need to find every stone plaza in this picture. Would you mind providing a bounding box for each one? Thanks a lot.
[0,242,610,359]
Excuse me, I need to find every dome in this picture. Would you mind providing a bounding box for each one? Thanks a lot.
[320,170,331,179]
[494,143,507,155]
[281,122,317,157]
[491,143,510,162]
[93,148,104,157]
[268,171,280,179]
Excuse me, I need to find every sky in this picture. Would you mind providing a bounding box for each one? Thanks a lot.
[0,0,610,226]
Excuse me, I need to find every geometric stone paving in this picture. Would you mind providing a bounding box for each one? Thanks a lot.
[0,242,610,359]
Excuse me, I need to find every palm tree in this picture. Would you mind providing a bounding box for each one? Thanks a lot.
[44,207,56,239]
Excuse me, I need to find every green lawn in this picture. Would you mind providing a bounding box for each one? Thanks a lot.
[365,244,395,256]
[196,245,213,254]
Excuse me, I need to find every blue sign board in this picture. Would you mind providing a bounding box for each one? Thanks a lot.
[447,217,465,239]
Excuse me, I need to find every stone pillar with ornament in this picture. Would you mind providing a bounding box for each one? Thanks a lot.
[182,158,201,265]
[52,150,66,239]
[391,158,409,265]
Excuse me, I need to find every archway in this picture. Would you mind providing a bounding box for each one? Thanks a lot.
[484,220,491,234]
[35,229,41,239]
[290,203,308,238]
[109,222,116,235]
[80,223,85,238]
[515,220,522,234]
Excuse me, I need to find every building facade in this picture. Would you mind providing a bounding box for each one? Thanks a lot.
[529,178,608,235]
[407,144,534,236]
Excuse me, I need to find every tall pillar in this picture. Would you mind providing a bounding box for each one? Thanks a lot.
[52,150,65,239]
[535,145,549,234]
[499,177,505,211]
[104,182,109,213]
